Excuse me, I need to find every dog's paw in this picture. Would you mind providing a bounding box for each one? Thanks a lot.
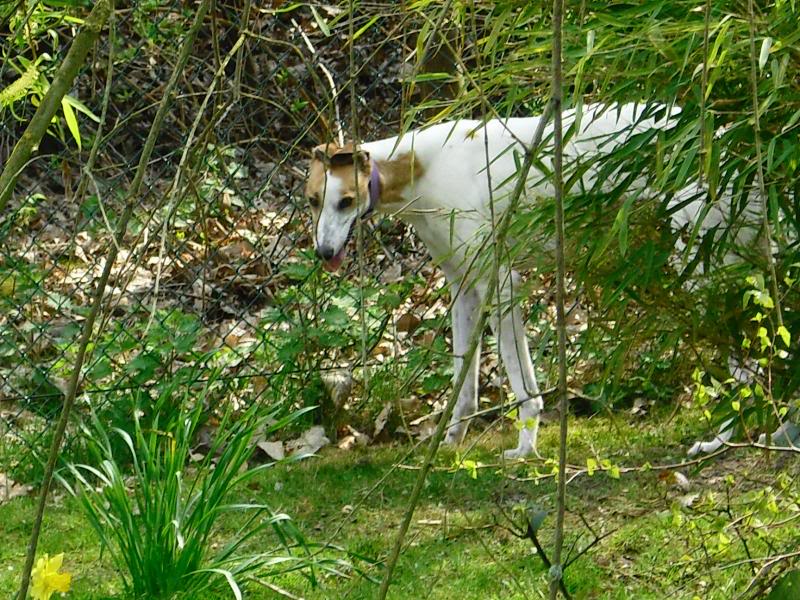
[443,429,466,447]
[502,445,537,460]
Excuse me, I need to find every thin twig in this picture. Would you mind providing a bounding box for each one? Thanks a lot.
[232,0,252,103]
[698,0,712,183]
[564,514,618,569]
[527,522,573,600]
[75,0,116,202]
[292,17,344,146]
[144,34,245,335]
[735,549,800,600]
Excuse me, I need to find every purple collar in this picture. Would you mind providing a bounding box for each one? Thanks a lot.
[361,160,381,220]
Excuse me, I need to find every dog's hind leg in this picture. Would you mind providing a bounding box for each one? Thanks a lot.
[492,271,543,458]
[443,280,483,446]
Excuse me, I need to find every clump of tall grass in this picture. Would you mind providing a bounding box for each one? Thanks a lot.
[60,375,320,599]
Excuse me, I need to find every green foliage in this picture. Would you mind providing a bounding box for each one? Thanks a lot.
[3,408,797,598]
[1,1,99,150]
[60,376,318,599]
[409,0,800,414]
[668,470,800,598]
[692,269,798,441]
[254,252,433,422]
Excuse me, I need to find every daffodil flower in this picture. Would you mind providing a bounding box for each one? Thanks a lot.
[30,553,71,600]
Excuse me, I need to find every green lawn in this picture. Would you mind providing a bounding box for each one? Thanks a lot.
[2,408,798,599]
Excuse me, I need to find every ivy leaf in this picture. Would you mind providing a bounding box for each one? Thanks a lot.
[321,305,349,328]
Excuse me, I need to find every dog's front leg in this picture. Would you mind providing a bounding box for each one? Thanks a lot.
[443,282,482,446]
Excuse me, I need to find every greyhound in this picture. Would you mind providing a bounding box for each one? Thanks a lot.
[303,103,748,458]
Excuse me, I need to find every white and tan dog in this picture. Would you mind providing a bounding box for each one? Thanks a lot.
[304,103,696,458]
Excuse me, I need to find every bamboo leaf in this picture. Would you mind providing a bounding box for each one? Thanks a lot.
[61,97,82,150]
[615,195,635,257]
[0,63,39,107]
[777,325,790,347]
[353,15,380,42]
[63,94,100,122]
[758,37,772,71]
[310,5,330,37]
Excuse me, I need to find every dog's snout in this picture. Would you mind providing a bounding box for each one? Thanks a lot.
[316,245,335,261]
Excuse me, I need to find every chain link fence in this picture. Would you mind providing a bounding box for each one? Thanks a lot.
[0,1,465,483]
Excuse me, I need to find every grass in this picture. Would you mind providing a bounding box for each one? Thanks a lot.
[2,406,798,599]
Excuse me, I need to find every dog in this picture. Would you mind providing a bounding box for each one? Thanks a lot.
[303,102,733,458]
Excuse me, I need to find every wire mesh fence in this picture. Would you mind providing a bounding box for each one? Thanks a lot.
[0,1,458,483]
[3,2,800,597]
[3,0,799,483]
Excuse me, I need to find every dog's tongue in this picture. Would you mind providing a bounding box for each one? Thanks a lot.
[323,248,345,273]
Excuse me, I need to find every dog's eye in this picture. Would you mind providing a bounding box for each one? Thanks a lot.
[308,195,320,209]
[339,196,354,210]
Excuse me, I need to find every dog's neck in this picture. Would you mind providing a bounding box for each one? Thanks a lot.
[374,152,423,211]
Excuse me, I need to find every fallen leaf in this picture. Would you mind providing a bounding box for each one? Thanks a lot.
[630,398,650,417]
[0,473,33,504]
[321,369,352,408]
[379,262,402,283]
[338,435,356,450]
[419,331,436,347]
[414,419,437,442]
[659,470,691,491]
[371,342,393,358]
[286,426,330,456]
[395,312,421,333]
[256,441,285,461]
[346,425,370,446]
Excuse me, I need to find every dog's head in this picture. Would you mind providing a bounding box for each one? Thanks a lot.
[304,142,375,272]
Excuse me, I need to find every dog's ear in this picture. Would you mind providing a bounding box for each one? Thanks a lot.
[329,149,370,170]
[355,149,370,171]
[312,144,333,166]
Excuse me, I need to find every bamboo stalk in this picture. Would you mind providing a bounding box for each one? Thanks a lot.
[746,0,784,328]
[549,0,568,593]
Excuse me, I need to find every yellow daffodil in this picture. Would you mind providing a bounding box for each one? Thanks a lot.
[30,553,71,600]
